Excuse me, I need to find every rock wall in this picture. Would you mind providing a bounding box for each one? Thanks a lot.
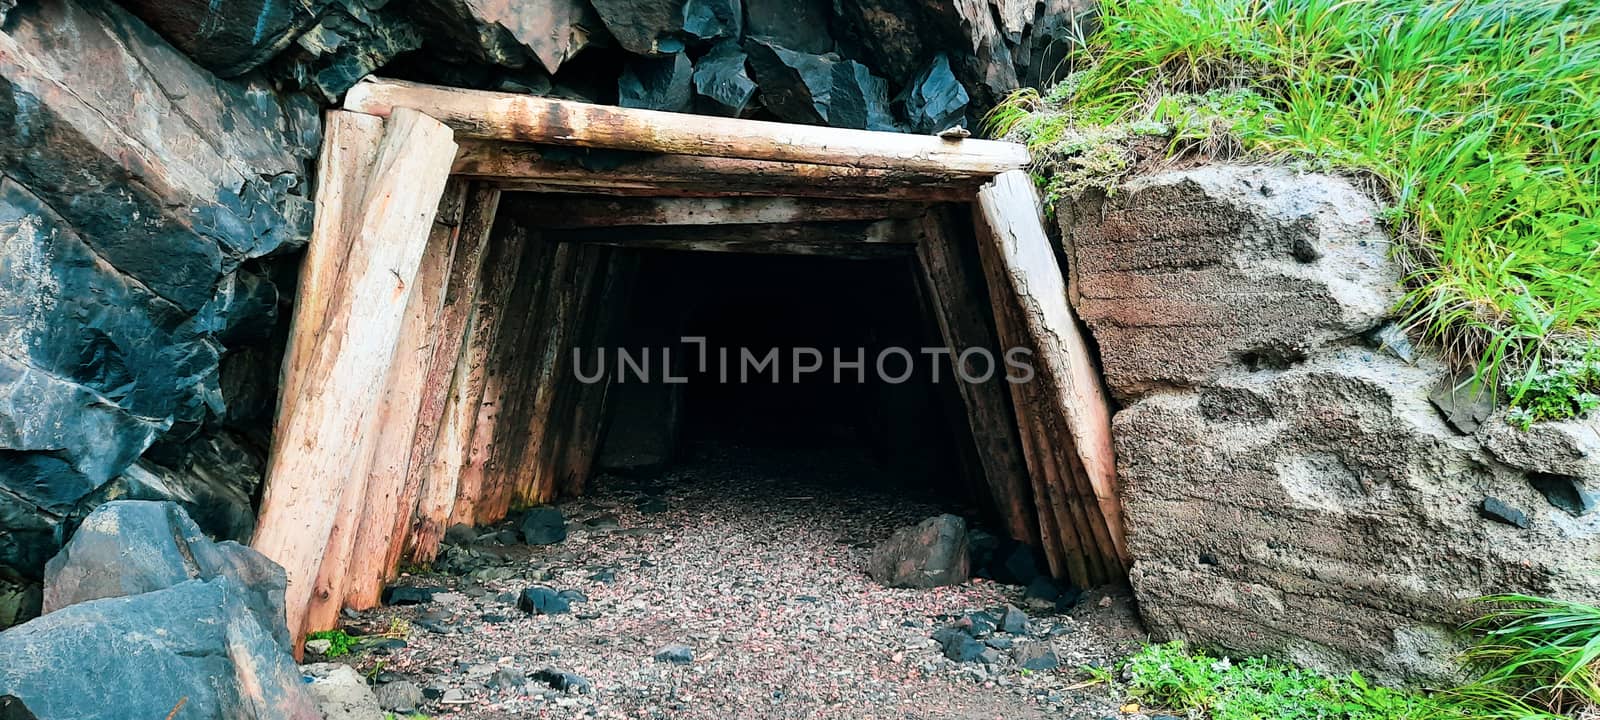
[0,0,1093,626]
[1060,165,1600,681]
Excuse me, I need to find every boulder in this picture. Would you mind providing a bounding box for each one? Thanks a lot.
[0,577,320,719]
[894,53,968,134]
[1058,166,1402,401]
[304,663,383,720]
[744,0,832,53]
[1013,641,1059,671]
[693,40,758,116]
[374,680,425,713]
[41,501,290,650]
[424,0,604,75]
[78,430,265,545]
[1114,348,1600,681]
[277,5,423,101]
[619,52,694,112]
[517,586,571,615]
[1478,417,1600,481]
[867,514,971,588]
[112,0,325,76]
[586,0,699,55]
[520,506,568,545]
[743,39,893,129]
[0,0,314,602]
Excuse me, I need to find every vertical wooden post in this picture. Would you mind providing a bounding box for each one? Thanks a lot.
[252,108,459,650]
[913,207,1039,546]
[973,169,1129,582]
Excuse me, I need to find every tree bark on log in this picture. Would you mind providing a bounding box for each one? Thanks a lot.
[252,108,458,651]
[346,78,1028,175]
[913,207,1039,546]
[973,169,1129,583]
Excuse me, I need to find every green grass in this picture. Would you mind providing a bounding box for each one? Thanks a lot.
[987,0,1600,416]
[305,628,358,658]
[1108,595,1600,719]
[1118,641,1462,719]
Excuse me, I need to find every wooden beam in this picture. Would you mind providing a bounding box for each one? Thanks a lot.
[274,111,383,439]
[547,220,914,246]
[505,196,929,228]
[252,107,458,650]
[449,223,533,528]
[913,208,1038,545]
[336,180,466,612]
[455,142,983,201]
[347,78,1029,176]
[974,169,1129,575]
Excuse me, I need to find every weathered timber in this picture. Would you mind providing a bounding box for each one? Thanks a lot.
[546,220,915,246]
[252,107,458,650]
[554,251,639,497]
[375,186,501,585]
[450,222,536,528]
[522,244,609,506]
[453,141,983,201]
[505,196,929,228]
[274,112,383,440]
[324,180,464,614]
[345,78,1029,175]
[912,208,1037,545]
[974,169,1128,577]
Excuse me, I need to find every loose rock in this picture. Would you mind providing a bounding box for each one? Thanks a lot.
[867,514,971,589]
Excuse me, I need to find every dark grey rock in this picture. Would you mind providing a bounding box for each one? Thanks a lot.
[1529,474,1597,517]
[517,586,571,615]
[588,568,617,583]
[0,577,320,719]
[374,679,424,713]
[1430,373,1497,434]
[654,644,694,664]
[693,40,758,116]
[41,501,290,650]
[933,627,985,663]
[961,611,997,637]
[743,39,890,129]
[279,6,422,101]
[867,514,970,589]
[520,507,568,545]
[488,667,525,690]
[382,585,445,606]
[558,589,589,603]
[1481,497,1530,528]
[587,0,692,55]
[1000,605,1029,634]
[636,497,669,514]
[1014,642,1059,671]
[991,542,1045,586]
[619,52,694,112]
[985,636,1013,650]
[744,0,831,53]
[113,0,322,77]
[531,667,591,694]
[682,0,740,39]
[445,523,479,545]
[894,53,969,134]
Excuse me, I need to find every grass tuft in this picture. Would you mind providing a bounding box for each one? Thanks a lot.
[988,0,1600,415]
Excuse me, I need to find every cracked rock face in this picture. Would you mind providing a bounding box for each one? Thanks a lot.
[0,0,312,617]
[1061,166,1600,682]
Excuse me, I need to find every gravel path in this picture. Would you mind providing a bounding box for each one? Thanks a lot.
[332,442,1144,719]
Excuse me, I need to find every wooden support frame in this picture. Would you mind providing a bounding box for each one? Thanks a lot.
[254,78,1127,650]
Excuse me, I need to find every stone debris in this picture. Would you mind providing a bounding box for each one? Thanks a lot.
[314,444,1141,719]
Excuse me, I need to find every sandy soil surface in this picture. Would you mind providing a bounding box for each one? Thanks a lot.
[329,443,1145,719]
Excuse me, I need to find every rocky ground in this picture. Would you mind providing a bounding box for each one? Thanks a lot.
[319,442,1145,719]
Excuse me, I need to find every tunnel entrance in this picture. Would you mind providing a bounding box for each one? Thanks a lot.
[591,248,985,510]
[251,84,1124,647]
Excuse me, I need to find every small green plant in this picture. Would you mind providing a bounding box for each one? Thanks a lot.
[1507,343,1600,428]
[1119,641,1457,719]
[305,629,358,659]
[1454,594,1600,717]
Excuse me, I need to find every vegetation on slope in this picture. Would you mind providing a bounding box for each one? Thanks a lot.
[1105,596,1600,719]
[986,0,1600,418]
